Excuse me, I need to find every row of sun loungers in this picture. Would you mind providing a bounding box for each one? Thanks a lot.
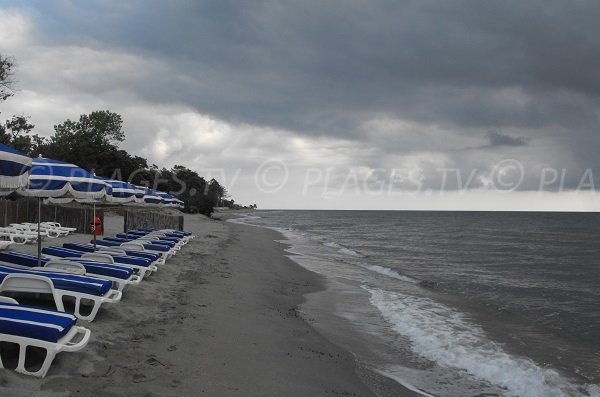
[0,227,194,377]
[0,222,78,250]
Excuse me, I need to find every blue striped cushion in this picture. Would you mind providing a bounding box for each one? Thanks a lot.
[116,233,181,244]
[109,255,151,268]
[95,240,120,247]
[0,265,112,296]
[42,247,81,259]
[0,303,76,342]
[95,239,170,252]
[76,260,133,279]
[105,237,176,249]
[43,247,150,270]
[62,243,160,262]
[0,252,49,267]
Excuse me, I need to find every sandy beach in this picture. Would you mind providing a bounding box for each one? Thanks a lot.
[0,213,389,396]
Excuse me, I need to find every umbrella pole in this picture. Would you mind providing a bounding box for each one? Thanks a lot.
[37,197,42,267]
[93,202,97,250]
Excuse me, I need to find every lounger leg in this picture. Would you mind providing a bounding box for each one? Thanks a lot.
[32,350,57,377]
[54,293,66,312]
[115,280,125,292]
[16,343,27,374]
[75,298,101,322]
[15,343,57,377]
[74,297,81,318]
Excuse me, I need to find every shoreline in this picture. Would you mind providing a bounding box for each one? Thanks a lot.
[218,213,423,397]
[1,213,393,396]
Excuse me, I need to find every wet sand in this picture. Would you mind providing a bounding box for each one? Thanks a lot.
[0,213,384,396]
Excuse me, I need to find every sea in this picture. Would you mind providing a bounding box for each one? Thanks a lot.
[229,210,600,397]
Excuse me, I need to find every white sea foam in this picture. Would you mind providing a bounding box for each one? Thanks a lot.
[338,247,362,257]
[226,215,262,225]
[323,241,363,257]
[366,265,418,284]
[364,286,599,397]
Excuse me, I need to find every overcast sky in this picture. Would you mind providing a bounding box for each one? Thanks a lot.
[1,0,599,210]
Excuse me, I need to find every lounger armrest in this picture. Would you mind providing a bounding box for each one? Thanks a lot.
[44,260,87,275]
[130,275,142,284]
[0,296,19,304]
[103,289,122,303]
[59,326,91,352]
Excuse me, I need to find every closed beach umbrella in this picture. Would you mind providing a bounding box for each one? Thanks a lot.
[0,143,32,194]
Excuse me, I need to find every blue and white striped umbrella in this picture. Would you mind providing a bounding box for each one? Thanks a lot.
[19,157,107,199]
[0,143,32,194]
[98,177,145,204]
[157,192,179,207]
[140,187,163,205]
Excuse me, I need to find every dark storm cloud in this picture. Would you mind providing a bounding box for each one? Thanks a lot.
[4,0,600,191]
[10,0,599,132]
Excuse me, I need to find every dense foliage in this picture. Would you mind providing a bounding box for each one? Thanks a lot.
[0,52,228,216]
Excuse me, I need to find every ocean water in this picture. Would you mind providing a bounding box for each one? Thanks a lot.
[229,210,600,397]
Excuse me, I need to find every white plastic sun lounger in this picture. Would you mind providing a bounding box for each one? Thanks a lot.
[120,242,173,260]
[0,227,38,244]
[39,248,152,283]
[15,223,70,238]
[0,267,121,322]
[129,229,192,244]
[141,228,195,239]
[0,296,90,377]
[148,233,188,248]
[41,259,140,292]
[134,236,182,252]
[41,222,77,234]
[61,243,166,267]
[9,224,58,239]
[46,259,141,292]
[95,247,166,266]
[111,235,180,253]
[0,251,142,293]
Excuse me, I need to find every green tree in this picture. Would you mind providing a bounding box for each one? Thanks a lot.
[0,53,14,102]
[0,53,46,155]
[43,110,150,180]
[0,115,39,154]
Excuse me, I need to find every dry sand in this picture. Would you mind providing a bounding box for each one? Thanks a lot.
[0,213,384,396]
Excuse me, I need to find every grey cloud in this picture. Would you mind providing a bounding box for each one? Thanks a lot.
[488,131,530,147]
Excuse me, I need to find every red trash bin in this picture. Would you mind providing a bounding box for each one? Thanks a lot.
[90,216,102,235]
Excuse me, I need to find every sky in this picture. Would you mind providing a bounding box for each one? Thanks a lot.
[1,0,599,210]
